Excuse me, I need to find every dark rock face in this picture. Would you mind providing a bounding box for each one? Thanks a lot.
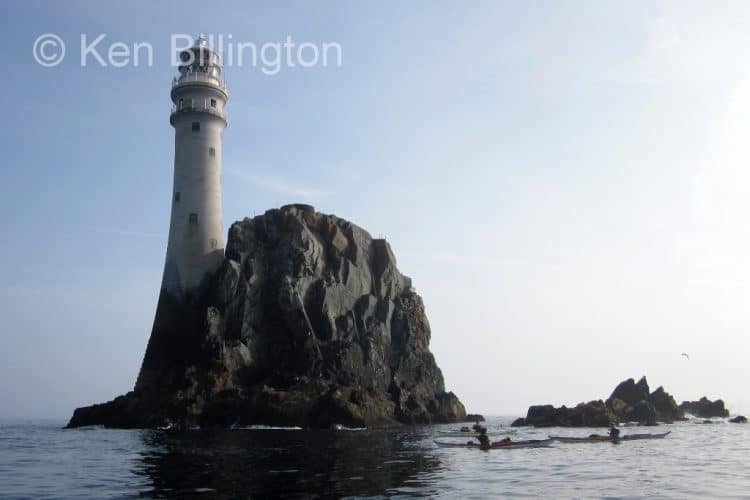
[629,401,657,426]
[649,386,684,423]
[510,417,526,427]
[679,397,730,418]
[605,377,684,425]
[464,414,485,422]
[519,401,615,428]
[729,415,747,424]
[609,376,650,407]
[514,376,686,427]
[67,205,465,429]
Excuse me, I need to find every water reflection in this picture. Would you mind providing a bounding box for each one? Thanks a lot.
[133,428,442,497]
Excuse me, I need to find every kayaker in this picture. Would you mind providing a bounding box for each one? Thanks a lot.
[608,425,620,440]
[477,428,491,450]
[472,419,487,435]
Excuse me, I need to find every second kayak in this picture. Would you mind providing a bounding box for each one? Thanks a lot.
[549,431,671,443]
[434,438,553,449]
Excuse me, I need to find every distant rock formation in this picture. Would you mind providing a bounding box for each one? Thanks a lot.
[511,400,614,428]
[679,397,729,419]
[649,386,684,423]
[464,414,485,422]
[67,205,465,429]
[606,377,684,425]
[512,376,685,427]
[729,415,747,424]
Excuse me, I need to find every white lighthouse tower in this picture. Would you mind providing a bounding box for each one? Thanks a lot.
[161,34,228,297]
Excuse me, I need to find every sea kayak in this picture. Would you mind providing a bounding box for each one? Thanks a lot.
[434,440,480,448]
[549,431,670,443]
[491,438,553,449]
[438,428,515,437]
[437,431,509,438]
[434,438,553,449]
[620,431,671,440]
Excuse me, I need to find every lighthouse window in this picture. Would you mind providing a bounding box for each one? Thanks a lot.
[209,147,215,157]
[189,213,198,224]
[191,122,200,132]
[210,99,217,108]
[174,192,181,202]
[209,238,218,249]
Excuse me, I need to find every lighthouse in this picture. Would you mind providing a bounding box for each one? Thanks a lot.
[161,34,228,297]
[135,35,228,393]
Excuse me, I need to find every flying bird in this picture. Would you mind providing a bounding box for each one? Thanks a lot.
[681,353,690,360]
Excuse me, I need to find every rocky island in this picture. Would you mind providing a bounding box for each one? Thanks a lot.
[67,205,465,429]
[512,376,734,427]
[679,397,729,419]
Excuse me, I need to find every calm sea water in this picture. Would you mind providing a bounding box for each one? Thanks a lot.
[0,417,747,498]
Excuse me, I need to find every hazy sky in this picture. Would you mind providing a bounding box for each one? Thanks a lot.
[2,0,750,419]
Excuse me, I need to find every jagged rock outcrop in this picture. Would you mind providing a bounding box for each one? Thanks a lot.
[679,397,729,418]
[513,376,685,427]
[649,386,684,423]
[605,377,683,425]
[67,205,465,429]
[606,377,650,411]
[513,401,615,428]
[464,414,485,422]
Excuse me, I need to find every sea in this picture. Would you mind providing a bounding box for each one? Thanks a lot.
[0,416,747,498]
